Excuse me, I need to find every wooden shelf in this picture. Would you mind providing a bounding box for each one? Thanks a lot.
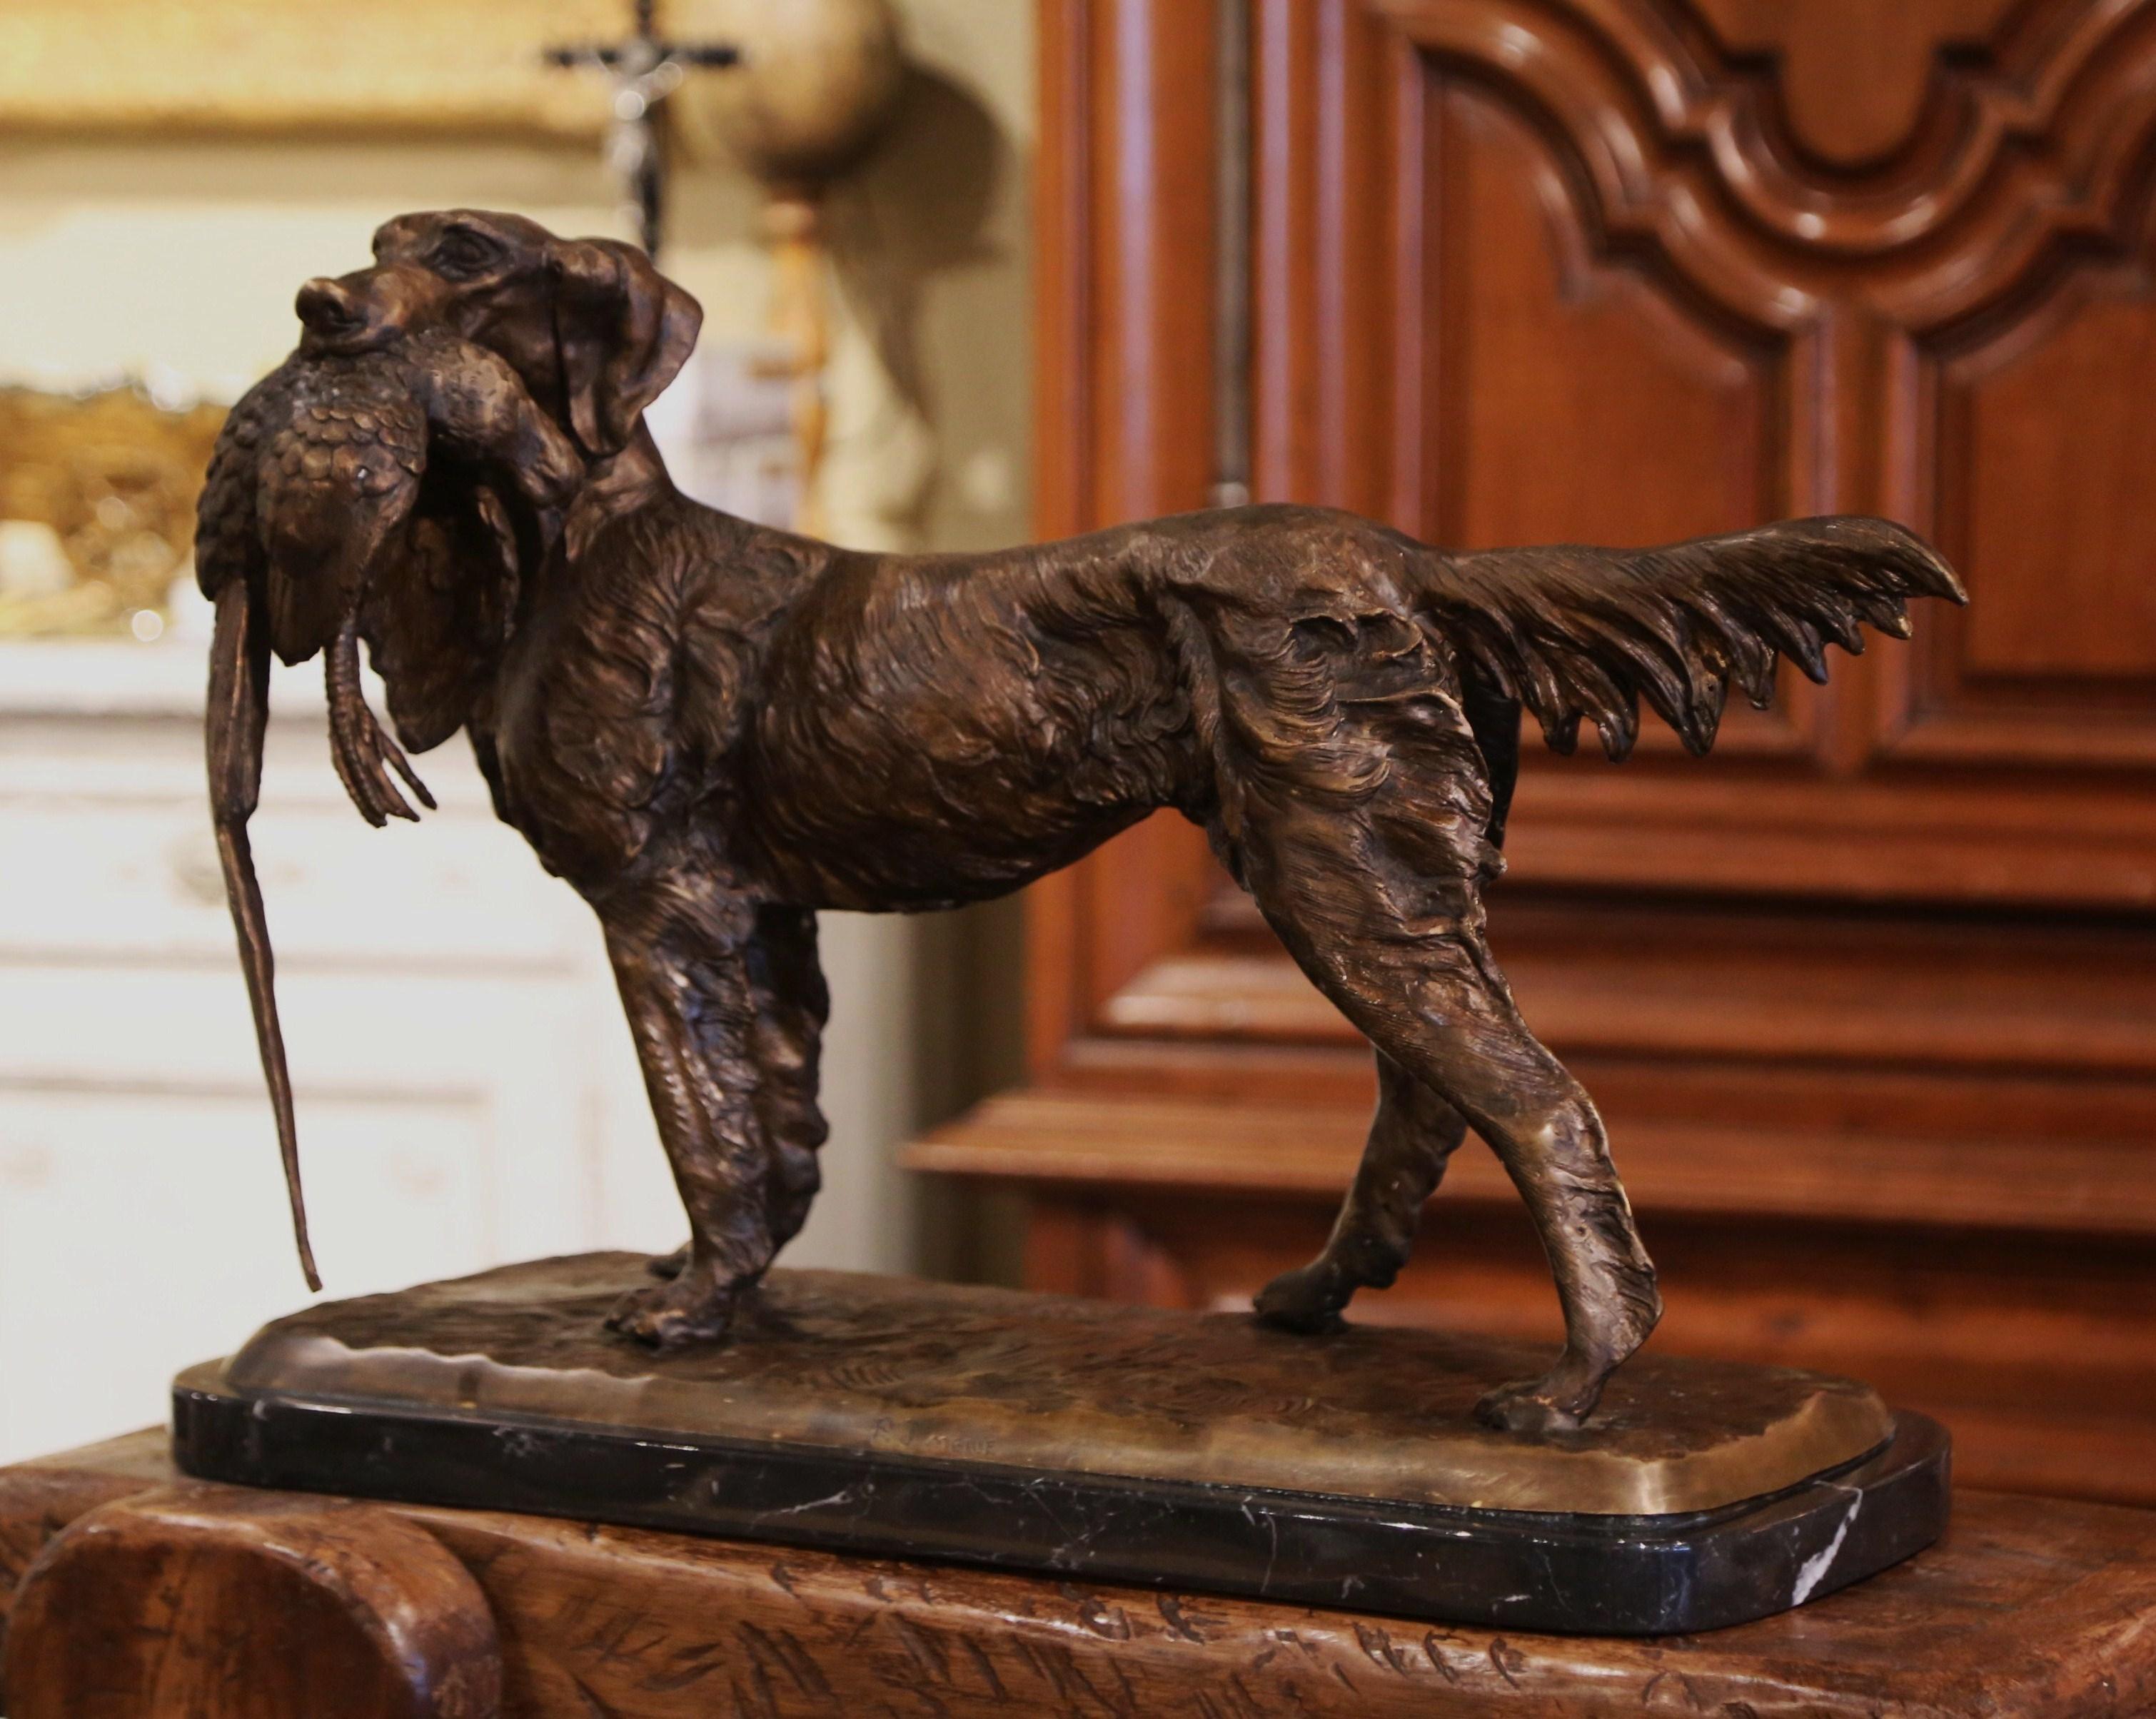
[910,1089,2156,1238]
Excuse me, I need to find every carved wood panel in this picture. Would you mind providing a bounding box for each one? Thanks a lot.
[1688,0,2022,170]
[1890,249,2156,770]
[1327,0,2156,810]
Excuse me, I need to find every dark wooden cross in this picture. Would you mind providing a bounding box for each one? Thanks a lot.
[545,0,740,257]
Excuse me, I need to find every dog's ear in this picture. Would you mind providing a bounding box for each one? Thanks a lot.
[546,237,702,457]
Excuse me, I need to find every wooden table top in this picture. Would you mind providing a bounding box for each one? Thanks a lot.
[6,1430,2156,1716]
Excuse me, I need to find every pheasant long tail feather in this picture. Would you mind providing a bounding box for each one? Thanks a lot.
[206,580,321,1292]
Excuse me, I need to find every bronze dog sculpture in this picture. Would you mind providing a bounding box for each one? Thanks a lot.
[197,210,1965,1431]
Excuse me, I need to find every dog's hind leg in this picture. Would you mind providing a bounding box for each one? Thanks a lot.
[1419,977,1662,1434]
[1253,1052,1466,1333]
[1241,820,1659,1433]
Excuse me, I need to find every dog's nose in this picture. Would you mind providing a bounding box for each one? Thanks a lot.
[296,276,368,338]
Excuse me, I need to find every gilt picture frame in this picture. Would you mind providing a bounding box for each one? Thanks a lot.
[0,0,624,139]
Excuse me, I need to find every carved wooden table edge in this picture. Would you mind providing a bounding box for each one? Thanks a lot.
[7,1431,2156,1718]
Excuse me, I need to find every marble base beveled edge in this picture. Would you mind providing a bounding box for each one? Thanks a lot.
[170,1361,1950,1637]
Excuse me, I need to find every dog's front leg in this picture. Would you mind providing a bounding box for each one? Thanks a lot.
[596,870,774,1349]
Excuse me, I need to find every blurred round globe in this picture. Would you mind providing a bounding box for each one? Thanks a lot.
[670,0,906,188]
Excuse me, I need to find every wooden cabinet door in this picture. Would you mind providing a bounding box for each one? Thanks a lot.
[1249,0,2156,900]
[920,0,2156,1502]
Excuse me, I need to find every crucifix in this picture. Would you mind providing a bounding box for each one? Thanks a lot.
[545,0,740,256]
[545,0,905,540]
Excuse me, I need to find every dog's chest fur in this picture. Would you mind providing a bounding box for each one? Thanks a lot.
[485,498,815,893]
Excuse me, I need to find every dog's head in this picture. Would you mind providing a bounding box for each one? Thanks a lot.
[361,208,703,458]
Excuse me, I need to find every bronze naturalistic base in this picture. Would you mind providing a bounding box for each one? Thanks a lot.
[171,1256,1948,1635]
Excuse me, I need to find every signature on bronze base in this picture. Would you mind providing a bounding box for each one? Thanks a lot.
[193,209,1965,1433]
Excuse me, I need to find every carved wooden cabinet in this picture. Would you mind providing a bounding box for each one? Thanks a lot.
[912,0,2156,1504]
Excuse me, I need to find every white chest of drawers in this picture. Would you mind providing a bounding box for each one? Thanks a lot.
[0,638,673,1460]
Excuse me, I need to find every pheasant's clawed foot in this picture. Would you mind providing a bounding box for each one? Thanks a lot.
[325,617,433,827]
[646,1241,691,1280]
[607,1262,740,1350]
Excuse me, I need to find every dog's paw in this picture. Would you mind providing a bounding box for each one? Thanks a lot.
[645,1241,691,1281]
[1251,1263,1348,1335]
[1474,1378,1586,1436]
[607,1269,737,1350]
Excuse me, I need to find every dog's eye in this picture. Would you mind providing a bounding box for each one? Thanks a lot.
[432,230,498,281]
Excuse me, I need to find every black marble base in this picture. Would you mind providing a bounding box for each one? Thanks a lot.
[172,1363,1947,1636]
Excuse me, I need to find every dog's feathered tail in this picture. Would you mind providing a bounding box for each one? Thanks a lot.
[1409,515,1965,760]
